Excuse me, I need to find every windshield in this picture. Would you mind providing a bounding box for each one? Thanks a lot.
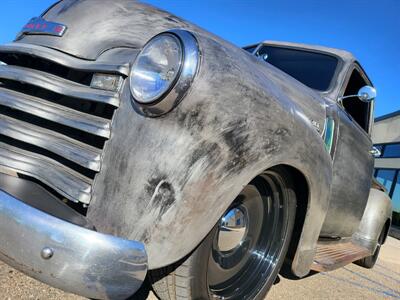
[253,46,338,91]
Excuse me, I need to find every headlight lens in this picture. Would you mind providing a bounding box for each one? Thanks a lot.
[130,34,183,104]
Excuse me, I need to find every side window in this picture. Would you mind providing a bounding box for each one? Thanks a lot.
[341,68,371,132]
[375,169,397,192]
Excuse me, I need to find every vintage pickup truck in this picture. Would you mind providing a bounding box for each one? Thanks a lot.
[0,1,393,299]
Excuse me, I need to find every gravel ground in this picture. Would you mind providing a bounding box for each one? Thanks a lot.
[0,237,399,300]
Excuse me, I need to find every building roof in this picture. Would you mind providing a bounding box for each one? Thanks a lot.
[375,110,400,122]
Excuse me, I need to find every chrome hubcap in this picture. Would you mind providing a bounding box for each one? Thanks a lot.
[207,173,289,299]
[217,207,248,252]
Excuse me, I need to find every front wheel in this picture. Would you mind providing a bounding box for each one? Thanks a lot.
[150,168,297,299]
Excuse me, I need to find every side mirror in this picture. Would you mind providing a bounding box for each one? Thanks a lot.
[338,85,377,103]
[369,146,382,158]
[357,86,377,102]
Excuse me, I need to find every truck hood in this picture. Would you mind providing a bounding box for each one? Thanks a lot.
[16,0,195,60]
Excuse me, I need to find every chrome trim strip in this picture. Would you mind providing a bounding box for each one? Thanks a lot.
[0,65,120,107]
[0,190,147,300]
[0,115,102,171]
[0,87,111,138]
[0,142,92,203]
[0,43,130,75]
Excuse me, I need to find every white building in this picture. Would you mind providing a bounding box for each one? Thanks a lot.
[372,110,400,227]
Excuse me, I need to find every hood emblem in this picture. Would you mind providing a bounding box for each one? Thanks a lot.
[21,17,67,37]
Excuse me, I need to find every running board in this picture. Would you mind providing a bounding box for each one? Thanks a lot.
[311,241,370,272]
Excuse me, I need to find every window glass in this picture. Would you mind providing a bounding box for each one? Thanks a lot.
[392,175,400,226]
[392,176,400,212]
[382,143,400,158]
[375,169,396,193]
[244,46,257,54]
[256,46,338,91]
[341,68,370,131]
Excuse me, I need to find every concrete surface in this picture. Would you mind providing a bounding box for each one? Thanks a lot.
[0,237,399,299]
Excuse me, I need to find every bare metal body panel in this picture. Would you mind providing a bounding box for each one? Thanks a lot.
[17,0,198,60]
[88,38,332,272]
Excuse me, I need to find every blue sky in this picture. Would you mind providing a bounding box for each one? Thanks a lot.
[0,0,399,117]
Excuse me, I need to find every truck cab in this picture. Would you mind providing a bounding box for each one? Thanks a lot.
[246,40,391,270]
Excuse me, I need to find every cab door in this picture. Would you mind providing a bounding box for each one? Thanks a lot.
[321,64,375,237]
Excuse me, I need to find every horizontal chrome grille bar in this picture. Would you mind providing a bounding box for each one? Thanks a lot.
[0,115,102,171]
[0,43,130,76]
[0,45,124,205]
[0,65,120,107]
[0,87,111,138]
[0,142,92,203]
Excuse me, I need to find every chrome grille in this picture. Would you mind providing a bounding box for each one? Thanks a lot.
[0,43,127,204]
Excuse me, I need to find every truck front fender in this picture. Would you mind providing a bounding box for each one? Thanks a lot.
[87,30,333,275]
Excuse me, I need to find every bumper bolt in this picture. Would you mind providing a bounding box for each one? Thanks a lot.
[41,247,54,260]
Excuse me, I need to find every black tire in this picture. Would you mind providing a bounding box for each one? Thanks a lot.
[150,168,297,300]
[355,227,385,269]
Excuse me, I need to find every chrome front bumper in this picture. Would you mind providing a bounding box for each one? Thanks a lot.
[0,189,148,300]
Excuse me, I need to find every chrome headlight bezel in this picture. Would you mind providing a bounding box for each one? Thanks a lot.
[129,29,200,117]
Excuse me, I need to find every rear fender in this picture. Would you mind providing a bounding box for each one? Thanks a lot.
[353,188,392,251]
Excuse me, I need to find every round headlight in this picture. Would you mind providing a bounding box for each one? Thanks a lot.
[129,30,200,117]
[130,34,183,104]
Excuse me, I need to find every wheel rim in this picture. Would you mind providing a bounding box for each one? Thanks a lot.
[207,173,289,299]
